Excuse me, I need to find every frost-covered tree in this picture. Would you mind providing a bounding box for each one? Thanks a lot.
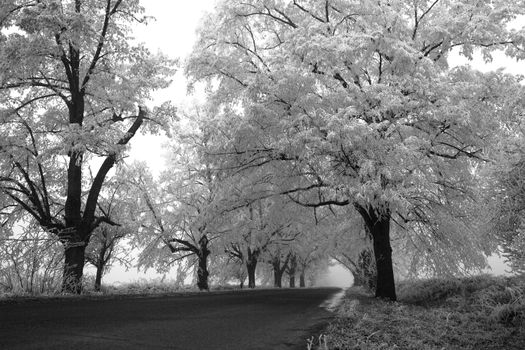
[85,176,135,291]
[187,0,525,300]
[132,114,232,291]
[483,83,525,274]
[0,221,63,294]
[0,0,174,293]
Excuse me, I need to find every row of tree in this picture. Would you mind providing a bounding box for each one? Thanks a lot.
[1,0,525,301]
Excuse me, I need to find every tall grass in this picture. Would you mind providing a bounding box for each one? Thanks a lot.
[398,274,525,326]
[321,275,525,350]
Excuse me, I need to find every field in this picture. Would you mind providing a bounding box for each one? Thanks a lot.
[319,275,525,350]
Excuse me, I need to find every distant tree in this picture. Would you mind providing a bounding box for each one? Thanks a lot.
[132,113,231,291]
[85,176,134,291]
[286,253,298,288]
[0,0,174,293]
[187,0,525,300]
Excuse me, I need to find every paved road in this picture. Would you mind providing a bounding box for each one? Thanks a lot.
[0,288,339,350]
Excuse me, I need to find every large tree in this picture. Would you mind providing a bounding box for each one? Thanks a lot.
[187,0,525,300]
[0,0,174,293]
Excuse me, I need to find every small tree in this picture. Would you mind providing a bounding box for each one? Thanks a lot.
[0,223,63,295]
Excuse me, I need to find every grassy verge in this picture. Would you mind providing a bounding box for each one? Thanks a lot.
[319,275,525,350]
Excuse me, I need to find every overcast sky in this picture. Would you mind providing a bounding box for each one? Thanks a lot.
[127,1,216,174]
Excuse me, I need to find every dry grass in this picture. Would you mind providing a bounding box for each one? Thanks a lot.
[322,275,525,350]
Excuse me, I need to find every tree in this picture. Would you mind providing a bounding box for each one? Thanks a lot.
[85,176,134,291]
[484,83,525,274]
[0,0,174,293]
[187,0,525,300]
[132,112,230,291]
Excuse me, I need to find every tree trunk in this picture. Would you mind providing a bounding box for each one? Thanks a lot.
[62,242,86,294]
[196,236,210,291]
[246,248,258,289]
[247,260,257,288]
[94,265,103,292]
[196,254,209,291]
[371,219,395,300]
[289,274,295,288]
[299,271,305,287]
[357,205,396,301]
[273,262,283,288]
[93,243,107,292]
[287,255,297,288]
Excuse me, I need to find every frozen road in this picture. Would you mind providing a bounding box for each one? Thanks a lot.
[0,288,339,350]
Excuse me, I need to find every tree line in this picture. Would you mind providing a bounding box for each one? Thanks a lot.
[1,0,525,301]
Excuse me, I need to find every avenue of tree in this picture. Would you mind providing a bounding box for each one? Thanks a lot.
[1,0,525,301]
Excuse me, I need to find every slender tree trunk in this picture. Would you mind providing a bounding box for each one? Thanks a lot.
[62,242,86,294]
[289,274,295,288]
[287,254,297,288]
[93,244,107,292]
[357,205,396,301]
[94,265,103,292]
[299,271,305,287]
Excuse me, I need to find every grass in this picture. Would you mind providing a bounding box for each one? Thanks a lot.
[321,275,525,350]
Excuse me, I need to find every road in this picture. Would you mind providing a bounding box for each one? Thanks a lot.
[0,288,339,350]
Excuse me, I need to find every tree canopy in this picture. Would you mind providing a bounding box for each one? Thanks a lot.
[186,0,525,299]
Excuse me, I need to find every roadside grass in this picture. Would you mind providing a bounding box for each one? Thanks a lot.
[320,275,525,350]
[0,277,316,302]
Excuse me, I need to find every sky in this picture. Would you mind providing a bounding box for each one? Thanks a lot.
[127,1,217,175]
[103,1,519,284]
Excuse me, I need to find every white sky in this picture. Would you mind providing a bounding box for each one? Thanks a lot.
[107,2,518,284]
[128,1,217,174]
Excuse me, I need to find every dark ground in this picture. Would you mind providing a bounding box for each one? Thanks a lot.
[0,288,339,350]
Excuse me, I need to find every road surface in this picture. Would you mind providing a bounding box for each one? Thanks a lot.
[0,288,339,350]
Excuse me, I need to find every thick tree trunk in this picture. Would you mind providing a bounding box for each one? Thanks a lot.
[371,218,395,300]
[273,262,283,288]
[196,256,209,291]
[247,260,257,288]
[94,265,103,292]
[62,242,86,294]
[196,253,209,291]
[299,271,305,287]
[196,236,210,291]
[357,205,396,301]
[273,268,283,288]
